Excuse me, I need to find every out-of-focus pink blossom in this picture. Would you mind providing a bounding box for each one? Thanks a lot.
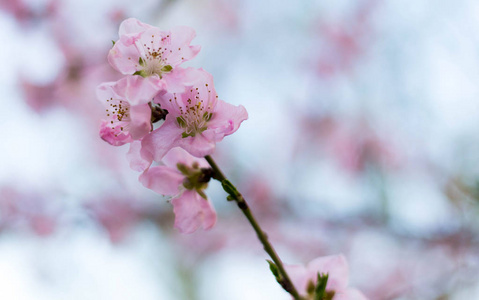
[141,68,248,160]
[310,1,377,78]
[86,197,144,243]
[96,75,160,146]
[21,80,57,112]
[313,23,364,78]
[296,115,400,175]
[0,0,32,22]
[108,18,201,93]
[285,254,367,300]
[203,0,241,33]
[139,147,216,234]
[0,186,58,237]
[0,0,57,25]
[29,214,56,237]
[21,51,121,115]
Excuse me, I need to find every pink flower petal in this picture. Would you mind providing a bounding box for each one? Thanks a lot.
[166,26,201,67]
[108,35,142,74]
[198,193,216,230]
[119,18,153,36]
[126,141,152,172]
[178,133,216,158]
[111,75,162,106]
[99,119,132,146]
[141,116,183,162]
[96,81,117,105]
[171,190,216,234]
[307,254,349,292]
[285,254,355,298]
[334,289,368,300]
[206,99,248,142]
[162,147,209,169]
[283,264,310,295]
[161,67,204,94]
[128,104,152,139]
[139,165,184,196]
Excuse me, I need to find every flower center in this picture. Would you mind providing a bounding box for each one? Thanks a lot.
[135,37,173,78]
[176,102,212,138]
[168,84,217,138]
[177,162,212,199]
[105,97,131,136]
[144,57,163,76]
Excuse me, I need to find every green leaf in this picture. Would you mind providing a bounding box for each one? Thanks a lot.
[314,273,329,300]
[133,70,146,77]
[202,112,213,121]
[267,260,280,278]
[112,40,116,46]
[176,163,190,176]
[307,280,315,296]
[197,189,207,200]
[176,116,186,128]
[221,179,239,198]
[161,65,173,72]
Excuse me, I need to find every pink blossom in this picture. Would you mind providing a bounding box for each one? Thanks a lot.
[108,18,201,92]
[0,0,57,25]
[127,140,152,172]
[285,254,367,300]
[0,186,58,237]
[29,215,56,237]
[85,197,143,243]
[139,147,216,234]
[309,1,377,79]
[96,75,160,146]
[141,68,248,160]
[21,79,57,112]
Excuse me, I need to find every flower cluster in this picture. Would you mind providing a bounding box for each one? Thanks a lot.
[97,18,248,233]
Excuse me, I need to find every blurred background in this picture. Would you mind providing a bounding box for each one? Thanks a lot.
[1,0,479,299]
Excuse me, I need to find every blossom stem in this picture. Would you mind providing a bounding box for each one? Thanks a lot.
[204,155,302,300]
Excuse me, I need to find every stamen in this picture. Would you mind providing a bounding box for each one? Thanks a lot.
[105,96,132,133]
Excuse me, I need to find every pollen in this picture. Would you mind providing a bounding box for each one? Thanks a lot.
[137,35,174,77]
[105,96,131,133]
[174,84,217,138]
